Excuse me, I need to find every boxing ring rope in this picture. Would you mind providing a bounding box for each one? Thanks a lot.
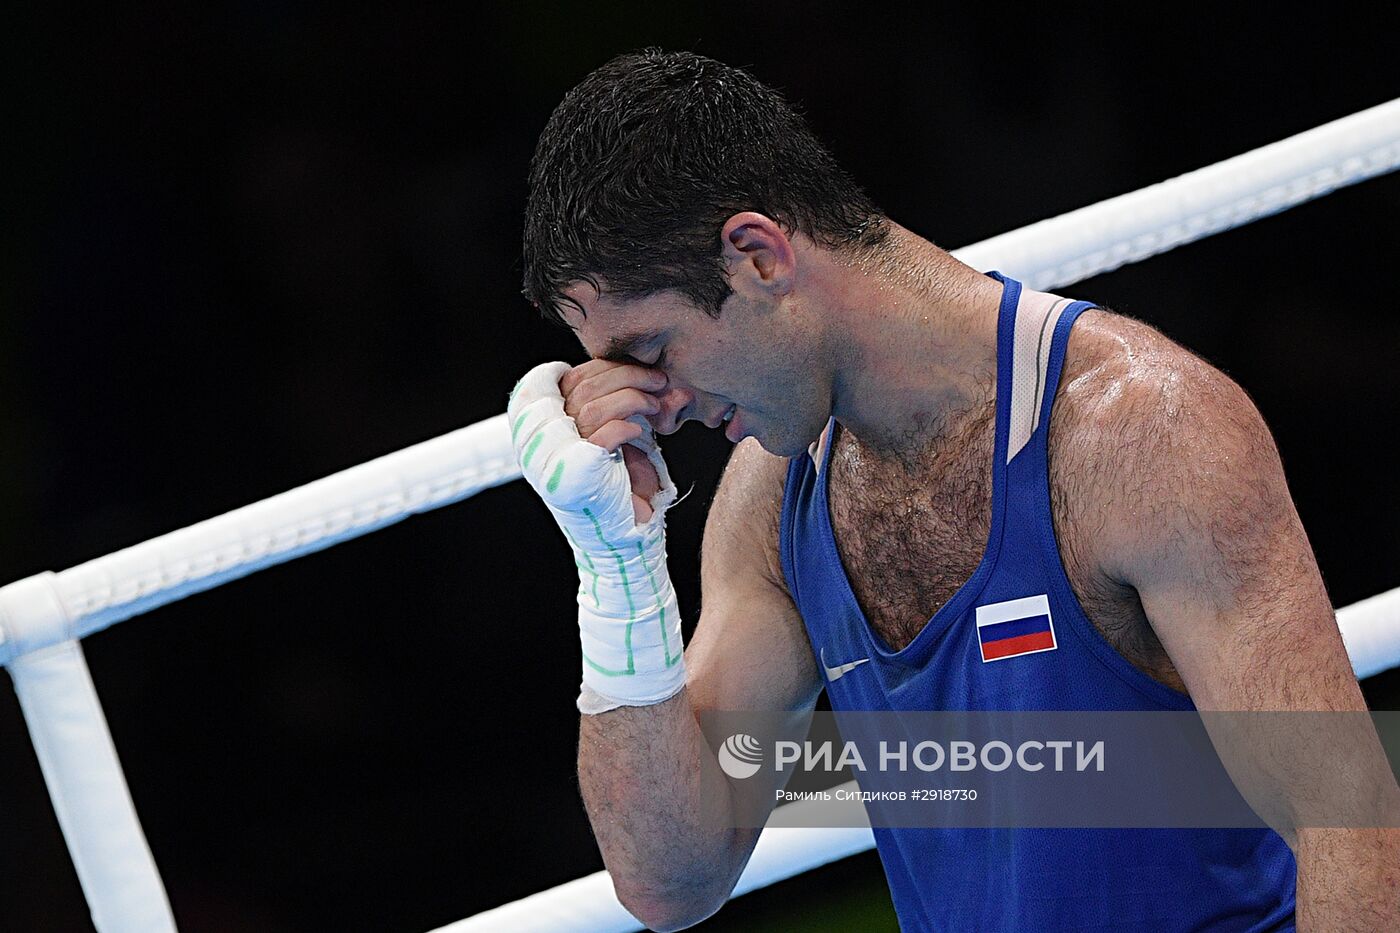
[2,95,1397,932]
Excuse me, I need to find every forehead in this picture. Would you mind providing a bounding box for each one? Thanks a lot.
[559,281,685,360]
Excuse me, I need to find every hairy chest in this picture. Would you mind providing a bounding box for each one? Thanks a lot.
[824,406,1183,691]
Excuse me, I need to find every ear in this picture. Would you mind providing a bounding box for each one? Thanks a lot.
[720,212,795,299]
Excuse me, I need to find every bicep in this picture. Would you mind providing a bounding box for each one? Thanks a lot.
[1108,366,1363,714]
[685,438,823,716]
[1118,372,1400,854]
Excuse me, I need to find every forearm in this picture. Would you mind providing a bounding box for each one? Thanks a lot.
[1296,827,1400,930]
[508,362,753,927]
[578,688,748,930]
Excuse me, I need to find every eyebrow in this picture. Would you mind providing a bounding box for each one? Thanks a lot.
[598,329,661,364]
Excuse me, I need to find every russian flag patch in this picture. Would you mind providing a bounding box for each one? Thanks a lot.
[976,594,1057,662]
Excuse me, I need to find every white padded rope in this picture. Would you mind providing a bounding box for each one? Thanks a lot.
[0,96,1395,933]
[1339,586,1400,680]
[0,414,518,666]
[952,96,1400,291]
[2,99,1397,668]
[428,811,876,933]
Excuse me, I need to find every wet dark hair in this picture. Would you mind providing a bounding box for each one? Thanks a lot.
[522,48,889,327]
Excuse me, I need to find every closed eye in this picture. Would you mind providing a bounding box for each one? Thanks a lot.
[630,344,666,369]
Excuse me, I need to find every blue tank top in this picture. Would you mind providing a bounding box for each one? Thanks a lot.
[778,271,1296,931]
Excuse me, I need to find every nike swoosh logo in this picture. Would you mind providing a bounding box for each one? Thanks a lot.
[820,648,871,682]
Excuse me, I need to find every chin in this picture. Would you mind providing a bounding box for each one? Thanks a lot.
[751,428,811,459]
[739,411,826,459]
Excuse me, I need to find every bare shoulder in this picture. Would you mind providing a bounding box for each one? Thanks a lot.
[1054,307,1245,440]
[1051,307,1288,585]
[1057,313,1368,719]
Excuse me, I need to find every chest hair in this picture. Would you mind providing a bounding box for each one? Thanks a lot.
[826,401,996,653]
[825,398,1182,691]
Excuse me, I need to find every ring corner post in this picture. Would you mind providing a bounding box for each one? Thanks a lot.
[7,639,178,933]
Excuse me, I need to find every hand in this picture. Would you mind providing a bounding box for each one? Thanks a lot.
[560,360,668,522]
[506,361,687,711]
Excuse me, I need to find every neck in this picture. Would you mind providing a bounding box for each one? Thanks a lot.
[814,223,1004,458]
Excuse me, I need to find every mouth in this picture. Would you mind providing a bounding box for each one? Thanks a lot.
[704,404,737,429]
[723,405,743,443]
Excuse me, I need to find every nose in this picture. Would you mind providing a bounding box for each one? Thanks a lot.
[650,384,695,434]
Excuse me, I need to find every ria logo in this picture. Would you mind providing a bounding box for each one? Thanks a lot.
[718,733,764,779]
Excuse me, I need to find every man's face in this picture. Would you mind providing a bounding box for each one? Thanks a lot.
[559,281,829,457]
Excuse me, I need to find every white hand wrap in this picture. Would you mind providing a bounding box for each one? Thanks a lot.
[507,361,686,714]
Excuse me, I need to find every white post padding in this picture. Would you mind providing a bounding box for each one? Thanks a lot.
[953,97,1400,291]
[8,640,177,933]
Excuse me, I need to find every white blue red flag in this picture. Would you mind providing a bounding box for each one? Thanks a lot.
[976,594,1057,662]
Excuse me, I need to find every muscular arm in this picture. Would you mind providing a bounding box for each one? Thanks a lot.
[1086,334,1400,929]
[578,439,822,930]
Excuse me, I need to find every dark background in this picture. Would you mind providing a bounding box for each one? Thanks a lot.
[3,4,1398,931]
